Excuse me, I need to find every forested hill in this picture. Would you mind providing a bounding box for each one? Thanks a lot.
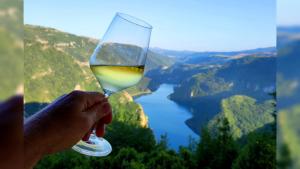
[24,24,166,127]
[166,55,276,136]
[24,24,174,103]
[168,56,276,102]
[208,95,274,139]
[277,27,300,168]
[25,24,174,69]
[0,0,23,100]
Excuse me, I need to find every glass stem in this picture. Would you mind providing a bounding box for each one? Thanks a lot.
[92,130,103,140]
[91,91,111,139]
[104,90,112,97]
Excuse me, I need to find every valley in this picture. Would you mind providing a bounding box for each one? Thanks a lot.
[146,50,276,136]
[24,24,276,149]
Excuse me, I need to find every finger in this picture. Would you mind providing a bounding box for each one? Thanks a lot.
[82,128,93,141]
[97,102,112,122]
[100,112,113,124]
[84,101,111,123]
[95,123,105,137]
[82,124,96,141]
[83,91,107,109]
[0,95,23,114]
[68,91,107,110]
[51,94,67,105]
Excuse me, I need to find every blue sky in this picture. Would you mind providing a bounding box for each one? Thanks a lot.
[278,0,300,26]
[25,0,276,51]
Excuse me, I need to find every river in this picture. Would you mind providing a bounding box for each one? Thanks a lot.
[135,84,199,150]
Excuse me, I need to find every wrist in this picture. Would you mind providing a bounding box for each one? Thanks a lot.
[24,115,49,168]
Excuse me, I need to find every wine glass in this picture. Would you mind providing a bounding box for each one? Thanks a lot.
[72,13,152,157]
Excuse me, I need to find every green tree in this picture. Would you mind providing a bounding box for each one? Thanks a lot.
[89,156,112,169]
[232,133,276,169]
[196,118,238,169]
[196,127,214,168]
[105,121,156,153]
[35,150,91,169]
[269,91,277,135]
[277,144,293,169]
[213,118,238,169]
[157,133,169,150]
[179,147,196,169]
[110,147,146,169]
[146,150,185,169]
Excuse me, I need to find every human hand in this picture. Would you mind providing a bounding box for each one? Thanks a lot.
[24,91,112,168]
[0,96,23,169]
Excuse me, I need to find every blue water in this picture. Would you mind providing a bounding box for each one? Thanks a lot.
[135,84,198,150]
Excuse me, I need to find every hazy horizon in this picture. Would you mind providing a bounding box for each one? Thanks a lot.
[26,23,276,53]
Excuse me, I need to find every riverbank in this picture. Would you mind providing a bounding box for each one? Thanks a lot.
[130,89,152,99]
[135,84,199,150]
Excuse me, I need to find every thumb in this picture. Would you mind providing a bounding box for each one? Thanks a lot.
[84,101,111,123]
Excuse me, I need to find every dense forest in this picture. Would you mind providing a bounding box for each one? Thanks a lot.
[35,117,276,169]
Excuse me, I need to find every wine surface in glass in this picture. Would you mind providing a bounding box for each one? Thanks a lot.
[90,65,144,92]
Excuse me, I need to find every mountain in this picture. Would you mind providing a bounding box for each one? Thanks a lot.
[278,105,300,168]
[216,56,276,96]
[164,55,276,135]
[25,26,96,102]
[24,24,174,102]
[183,55,229,65]
[277,27,300,168]
[277,26,300,47]
[146,50,275,93]
[170,56,275,102]
[25,25,174,69]
[277,26,300,108]
[88,42,175,73]
[146,63,216,91]
[208,95,274,139]
[278,26,300,34]
[24,24,164,127]
[0,0,23,100]
[109,91,148,127]
[277,28,300,108]
[150,47,196,58]
[169,71,232,100]
[145,50,175,71]
[0,0,23,37]
[150,47,276,65]
[146,48,276,136]
[183,48,276,64]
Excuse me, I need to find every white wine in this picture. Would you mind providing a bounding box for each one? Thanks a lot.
[90,65,144,93]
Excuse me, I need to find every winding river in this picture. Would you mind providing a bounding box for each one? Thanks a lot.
[135,84,198,150]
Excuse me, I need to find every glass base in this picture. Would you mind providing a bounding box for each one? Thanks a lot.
[72,134,112,157]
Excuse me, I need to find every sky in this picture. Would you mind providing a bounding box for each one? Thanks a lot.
[277,0,300,26]
[24,0,276,51]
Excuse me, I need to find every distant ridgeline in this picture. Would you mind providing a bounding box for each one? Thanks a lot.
[24,24,174,129]
[146,47,276,138]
